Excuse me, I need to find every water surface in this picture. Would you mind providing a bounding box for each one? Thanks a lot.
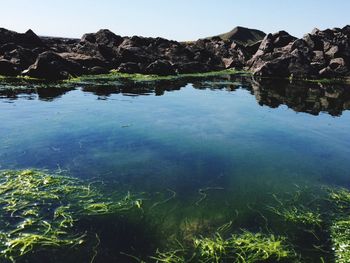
[1,75,350,262]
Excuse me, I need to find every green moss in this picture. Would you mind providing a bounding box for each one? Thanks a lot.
[0,75,41,81]
[66,69,248,84]
[0,169,141,262]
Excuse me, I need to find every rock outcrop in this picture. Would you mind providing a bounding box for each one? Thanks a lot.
[248,26,350,79]
[0,26,350,80]
[207,26,266,45]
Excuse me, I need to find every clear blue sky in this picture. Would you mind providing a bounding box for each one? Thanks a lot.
[2,0,350,41]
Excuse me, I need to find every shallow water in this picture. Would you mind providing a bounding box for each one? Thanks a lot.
[1,75,350,262]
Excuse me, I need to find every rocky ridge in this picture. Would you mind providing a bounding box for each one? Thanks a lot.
[0,26,349,80]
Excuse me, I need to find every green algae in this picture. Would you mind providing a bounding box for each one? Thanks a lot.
[270,205,323,227]
[328,187,350,211]
[0,169,141,262]
[153,231,295,263]
[194,231,295,263]
[2,169,350,262]
[304,77,350,84]
[326,187,350,263]
[331,218,350,263]
[268,187,324,228]
[66,69,248,84]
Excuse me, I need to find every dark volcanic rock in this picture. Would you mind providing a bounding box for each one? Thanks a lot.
[251,78,350,116]
[0,28,44,48]
[3,47,37,70]
[175,61,211,74]
[0,59,19,76]
[88,66,110,75]
[1,26,350,80]
[117,62,141,73]
[23,51,84,80]
[249,27,350,79]
[145,60,176,75]
[81,29,124,47]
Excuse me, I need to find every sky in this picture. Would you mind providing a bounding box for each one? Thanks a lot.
[1,0,350,41]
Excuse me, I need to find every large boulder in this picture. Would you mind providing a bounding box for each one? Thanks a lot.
[23,51,84,80]
[60,52,110,71]
[253,57,291,78]
[81,29,123,47]
[175,61,210,74]
[145,60,176,75]
[248,26,350,79]
[0,28,44,48]
[247,31,297,70]
[88,66,110,75]
[0,59,19,76]
[3,46,37,70]
[75,29,123,65]
[117,62,141,73]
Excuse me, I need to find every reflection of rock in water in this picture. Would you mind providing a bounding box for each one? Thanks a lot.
[251,79,350,116]
[1,74,350,116]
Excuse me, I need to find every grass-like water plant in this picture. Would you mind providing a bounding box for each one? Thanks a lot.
[331,218,350,263]
[326,187,350,262]
[328,187,350,211]
[0,169,141,262]
[269,205,323,227]
[194,231,294,263]
[153,231,295,263]
[151,249,186,263]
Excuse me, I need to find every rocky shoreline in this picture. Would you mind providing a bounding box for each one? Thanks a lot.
[0,26,349,80]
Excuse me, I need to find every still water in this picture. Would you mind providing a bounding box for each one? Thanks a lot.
[1,74,350,262]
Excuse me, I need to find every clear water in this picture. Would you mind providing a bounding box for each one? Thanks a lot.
[1,75,350,262]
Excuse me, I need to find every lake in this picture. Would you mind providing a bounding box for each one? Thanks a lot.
[1,74,350,262]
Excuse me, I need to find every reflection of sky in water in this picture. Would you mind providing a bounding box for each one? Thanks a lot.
[1,84,350,197]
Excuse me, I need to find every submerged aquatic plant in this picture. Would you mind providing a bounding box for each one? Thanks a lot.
[270,205,323,227]
[328,187,350,211]
[194,231,294,263]
[331,218,350,263]
[0,169,141,262]
[154,231,294,263]
[151,249,186,263]
[268,188,324,227]
[327,187,350,262]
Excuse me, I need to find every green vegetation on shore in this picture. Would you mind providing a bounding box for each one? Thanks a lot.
[1,69,350,86]
[66,69,248,84]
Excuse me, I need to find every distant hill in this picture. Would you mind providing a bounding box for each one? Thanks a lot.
[206,26,266,45]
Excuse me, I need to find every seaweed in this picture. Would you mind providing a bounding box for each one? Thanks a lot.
[331,218,350,263]
[0,169,141,262]
[269,205,323,227]
[153,231,295,263]
[327,187,350,263]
